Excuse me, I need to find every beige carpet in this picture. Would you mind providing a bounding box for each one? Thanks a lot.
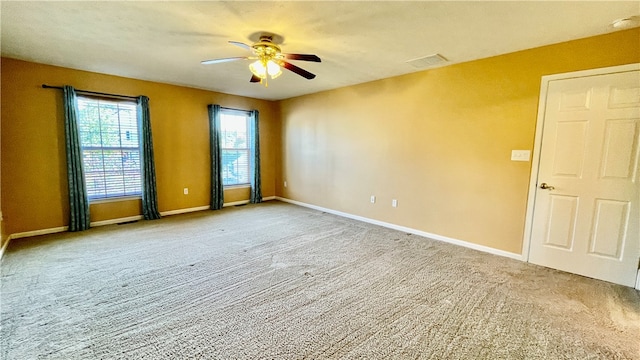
[1,201,639,359]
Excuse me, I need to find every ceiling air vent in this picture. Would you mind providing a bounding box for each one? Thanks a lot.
[406,54,448,69]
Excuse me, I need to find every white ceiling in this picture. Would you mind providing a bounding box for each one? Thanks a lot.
[1,1,638,101]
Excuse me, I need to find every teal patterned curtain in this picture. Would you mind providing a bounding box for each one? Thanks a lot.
[249,110,262,203]
[208,104,224,210]
[138,96,161,220]
[62,85,91,231]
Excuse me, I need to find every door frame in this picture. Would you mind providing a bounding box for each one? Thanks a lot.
[521,63,640,288]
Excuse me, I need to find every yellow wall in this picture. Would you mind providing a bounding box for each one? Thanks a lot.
[1,58,279,235]
[2,29,638,254]
[278,28,640,254]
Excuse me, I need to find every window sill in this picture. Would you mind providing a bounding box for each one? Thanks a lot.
[89,196,142,204]
[224,184,250,189]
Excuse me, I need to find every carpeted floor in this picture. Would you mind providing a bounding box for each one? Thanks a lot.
[1,201,639,359]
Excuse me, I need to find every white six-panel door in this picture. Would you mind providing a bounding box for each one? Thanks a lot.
[528,66,640,287]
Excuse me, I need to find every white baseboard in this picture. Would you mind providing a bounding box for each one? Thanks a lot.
[223,196,277,208]
[0,212,5,259]
[161,196,277,214]
[224,200,249,207]
[8,226,69,241]
[90,215,144,227]
[160,205,211,216]
[0,234,11,260]
[7,215,150,241]
[275,197,523,261]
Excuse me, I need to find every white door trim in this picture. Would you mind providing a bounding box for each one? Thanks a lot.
[522,63,640,287]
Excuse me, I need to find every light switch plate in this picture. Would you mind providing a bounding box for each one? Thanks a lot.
[511,150,531,161]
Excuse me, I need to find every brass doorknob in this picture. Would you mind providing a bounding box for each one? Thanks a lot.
[540,182,555,190]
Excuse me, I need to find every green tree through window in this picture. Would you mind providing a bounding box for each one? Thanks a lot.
[77,96,142,200]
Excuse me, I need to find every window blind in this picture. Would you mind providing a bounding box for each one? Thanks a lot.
[220,110,251,186]
[77,96,142,200]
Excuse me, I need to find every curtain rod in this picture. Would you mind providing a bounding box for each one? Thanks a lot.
[41,84,140,100]
[220,106,252,113]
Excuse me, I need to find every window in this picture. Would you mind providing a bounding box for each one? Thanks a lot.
[76,96,142,200]
[220,109,251,186]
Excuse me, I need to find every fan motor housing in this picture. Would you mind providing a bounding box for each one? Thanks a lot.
[252,36,282,60]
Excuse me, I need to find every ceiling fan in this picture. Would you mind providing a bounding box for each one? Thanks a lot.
[201,33,321,86]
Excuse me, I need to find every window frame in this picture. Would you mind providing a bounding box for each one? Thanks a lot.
[76,95,143,202]
[219,108,252,187]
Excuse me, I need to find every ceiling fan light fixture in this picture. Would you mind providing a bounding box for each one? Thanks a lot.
[202,32,320,86]
[267,60,282,79]
[249,59,282,80]
[249,60,267,79]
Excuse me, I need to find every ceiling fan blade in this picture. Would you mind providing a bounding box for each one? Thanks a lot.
[282,61,316,80]
[229,41,252,51]
[250,75,261,83]
[283,54,321,62]
[201,57,248,65]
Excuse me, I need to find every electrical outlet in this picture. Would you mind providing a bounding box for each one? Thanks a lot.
[392,199,398,207]
[370,195,376,204]
[183,188,188,195]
